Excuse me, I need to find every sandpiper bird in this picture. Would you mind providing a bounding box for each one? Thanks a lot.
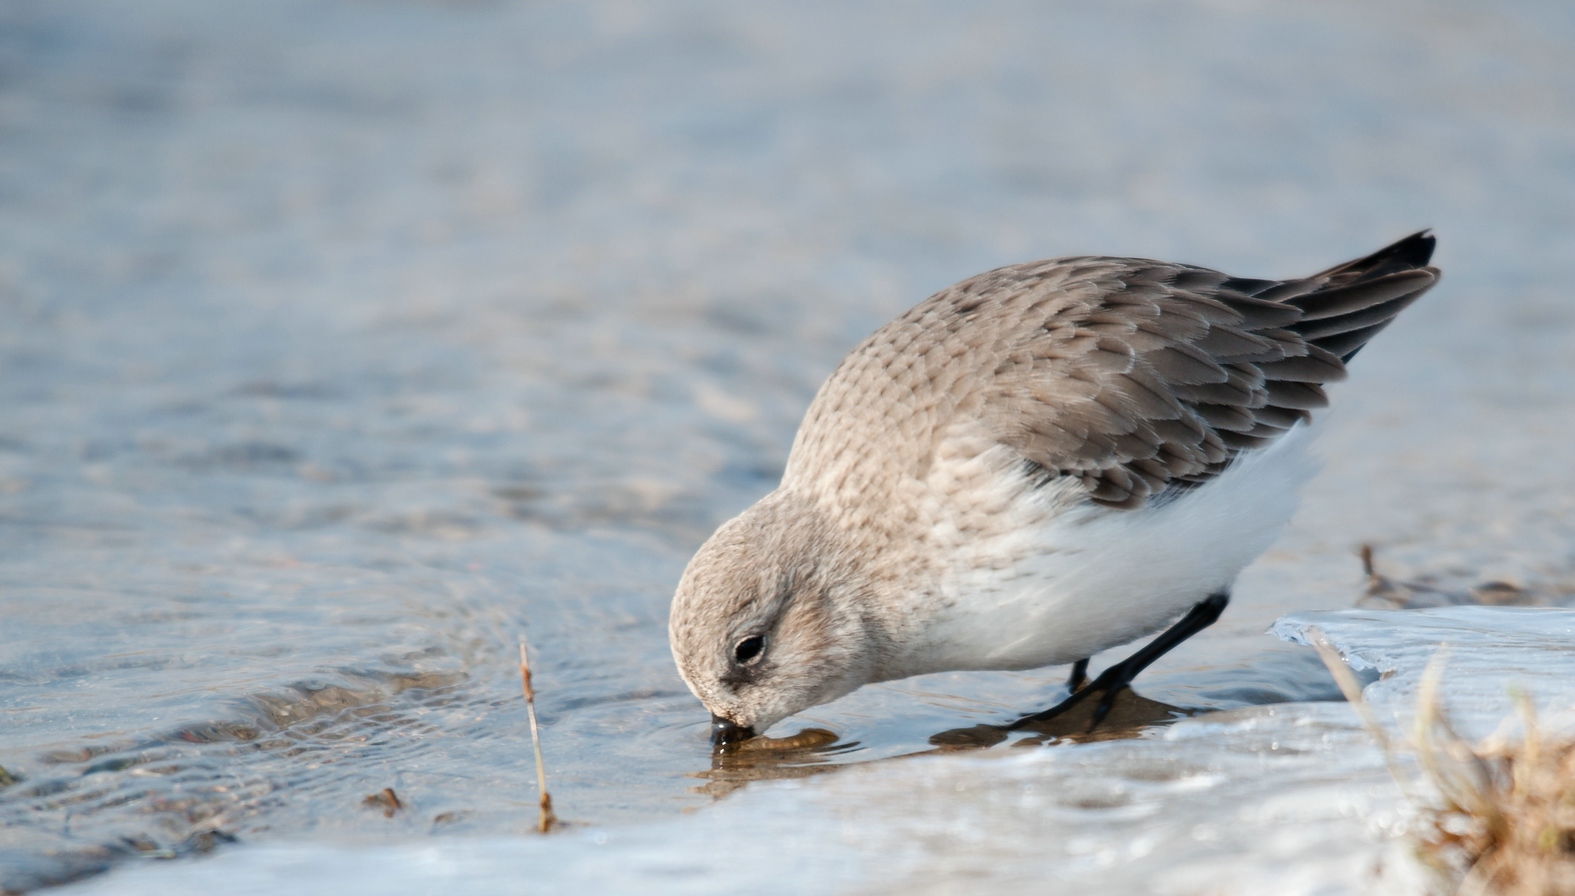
[670,232,1439,748]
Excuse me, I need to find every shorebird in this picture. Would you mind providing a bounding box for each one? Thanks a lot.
[670,233,1439,748]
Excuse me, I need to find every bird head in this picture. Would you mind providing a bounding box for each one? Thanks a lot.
[668,490,879,748]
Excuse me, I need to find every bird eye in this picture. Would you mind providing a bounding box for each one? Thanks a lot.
[733,635,765,665]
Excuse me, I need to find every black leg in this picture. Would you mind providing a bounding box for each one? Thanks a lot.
[1010,591,1230,733]
[1066,658,1089,692]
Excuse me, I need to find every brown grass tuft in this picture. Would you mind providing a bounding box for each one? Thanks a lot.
[1310,629,1575,895]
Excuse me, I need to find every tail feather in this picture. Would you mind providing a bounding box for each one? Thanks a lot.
[1290,231,1440,362]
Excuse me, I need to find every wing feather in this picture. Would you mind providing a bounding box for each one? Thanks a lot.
[977,232,1439,508]
[785,234,1439,512]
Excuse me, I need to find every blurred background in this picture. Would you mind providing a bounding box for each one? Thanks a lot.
[1,0,1573,892]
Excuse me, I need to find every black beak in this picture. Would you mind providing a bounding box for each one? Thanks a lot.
[710,714,756,750]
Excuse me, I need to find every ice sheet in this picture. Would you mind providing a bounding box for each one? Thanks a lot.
[1274,606,1575,739]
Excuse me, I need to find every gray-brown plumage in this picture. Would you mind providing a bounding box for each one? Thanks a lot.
[672,232,1439,746]
[790,232,1438,511]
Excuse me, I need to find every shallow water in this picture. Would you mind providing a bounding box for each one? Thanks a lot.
[55,607,1575,895]
[2,0,1574,892]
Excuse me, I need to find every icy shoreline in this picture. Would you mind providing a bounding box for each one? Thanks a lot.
[59,607,1575,896]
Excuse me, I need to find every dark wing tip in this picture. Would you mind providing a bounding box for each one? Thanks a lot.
[1378,230,1436,268]
[1313,230,1437,282]
[1292,231,1440,363]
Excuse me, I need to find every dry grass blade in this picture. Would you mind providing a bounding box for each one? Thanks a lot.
[519,637,558,834]
[1307,626,1417,803]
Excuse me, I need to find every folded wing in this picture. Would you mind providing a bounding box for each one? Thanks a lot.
[982,232,1440,508]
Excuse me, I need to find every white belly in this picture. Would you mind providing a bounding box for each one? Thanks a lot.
[901,424,1319,675]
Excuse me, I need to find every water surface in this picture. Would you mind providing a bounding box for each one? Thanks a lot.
[2,0,1574,892]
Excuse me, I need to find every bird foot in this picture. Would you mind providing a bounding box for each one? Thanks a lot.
[1011,663,1132,733]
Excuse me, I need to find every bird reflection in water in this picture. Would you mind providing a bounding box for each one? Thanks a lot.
[691,689,1188,799]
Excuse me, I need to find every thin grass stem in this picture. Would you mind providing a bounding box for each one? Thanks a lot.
[519,637,558,833]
